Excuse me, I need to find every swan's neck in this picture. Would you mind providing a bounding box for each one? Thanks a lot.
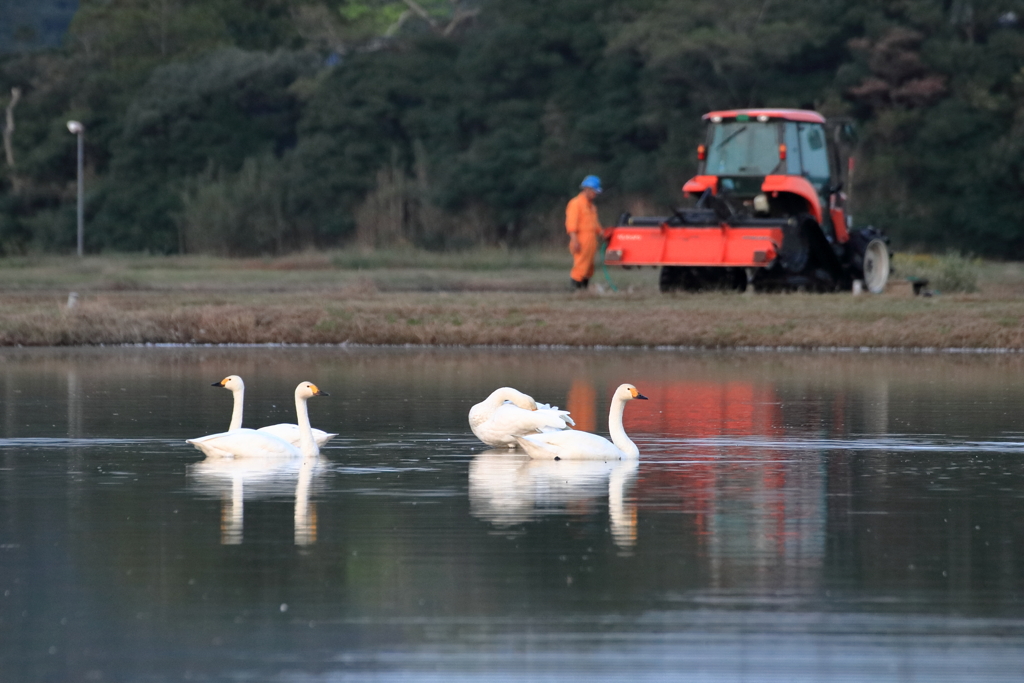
[487,388,521,408]
[294,393,319,457]
[229,386,244,431]
[607,396,639,458]
[470,388,529,425]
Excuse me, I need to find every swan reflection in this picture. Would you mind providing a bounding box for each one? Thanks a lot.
[468,451,639,549]
[187,455,324,546]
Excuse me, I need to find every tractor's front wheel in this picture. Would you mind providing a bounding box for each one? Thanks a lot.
[849,227,891,293]
[861,238,890,293]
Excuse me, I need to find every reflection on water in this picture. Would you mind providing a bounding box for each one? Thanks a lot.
[2,347,1024,681]
[188,455,324,545]
[469,451,639,549]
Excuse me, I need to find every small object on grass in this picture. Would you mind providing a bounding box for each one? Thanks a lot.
[908,276,930,296]
[67,292,78,309]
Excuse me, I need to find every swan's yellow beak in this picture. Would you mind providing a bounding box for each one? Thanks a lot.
[212,378,227,387]
[629,387,648,400]
[310,384,329,397]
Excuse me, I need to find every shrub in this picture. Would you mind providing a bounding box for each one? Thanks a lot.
[898,251,979,293]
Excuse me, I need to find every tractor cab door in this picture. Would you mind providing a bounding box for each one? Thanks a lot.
[783,120,847,242]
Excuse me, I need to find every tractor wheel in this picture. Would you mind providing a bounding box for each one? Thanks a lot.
[778,214,812,274]
[849,226,891,293]
[861,238,890,293]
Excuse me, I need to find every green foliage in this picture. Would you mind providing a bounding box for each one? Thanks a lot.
[93,47,315,251]
[178,154,290,255]
[899,251,980,293]
[1,0,1024,256]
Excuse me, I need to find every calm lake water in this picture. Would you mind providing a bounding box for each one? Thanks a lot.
[2,346,1024,682]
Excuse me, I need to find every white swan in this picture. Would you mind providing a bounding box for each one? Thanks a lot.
[187,381,329,458]
[212,375,337,447]
[515,383,647,460]
[469,387,575,448]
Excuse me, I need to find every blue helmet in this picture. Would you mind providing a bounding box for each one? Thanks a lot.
[580,175,602,193]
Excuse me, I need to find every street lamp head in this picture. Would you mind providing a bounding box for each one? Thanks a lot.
[67,120,84,134]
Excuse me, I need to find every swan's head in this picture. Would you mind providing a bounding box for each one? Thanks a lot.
[214,375,244,392]
[295,381,329,399]
[615,383,648,402]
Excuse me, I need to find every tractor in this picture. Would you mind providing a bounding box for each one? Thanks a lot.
[604,109,890,293]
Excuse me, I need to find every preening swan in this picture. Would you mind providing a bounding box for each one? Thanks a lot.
[212,375,337,447]
[515,383,647,460]
[187,381,329,458]
[469,387,575,448]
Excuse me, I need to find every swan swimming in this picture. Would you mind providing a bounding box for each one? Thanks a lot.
[187,381,329,458]
[212,375,337,447]
[515,383,647,460]
[469,387,575,448]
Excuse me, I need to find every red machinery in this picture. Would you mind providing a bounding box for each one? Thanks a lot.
[604,109,890,293]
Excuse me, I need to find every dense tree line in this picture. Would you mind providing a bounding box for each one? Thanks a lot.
[0,0,1023,256]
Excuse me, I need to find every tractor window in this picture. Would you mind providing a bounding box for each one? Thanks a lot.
[705,122,782,176]
[797,123,831,191]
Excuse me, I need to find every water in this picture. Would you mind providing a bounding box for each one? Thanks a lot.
[2,347,1024,681]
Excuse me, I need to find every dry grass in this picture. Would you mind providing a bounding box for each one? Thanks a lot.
[2,251,1024,348]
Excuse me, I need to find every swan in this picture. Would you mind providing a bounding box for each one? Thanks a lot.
[515,383,647,460]
[469,387,575,448]
[212,375,337,447]
[187,381,329,458]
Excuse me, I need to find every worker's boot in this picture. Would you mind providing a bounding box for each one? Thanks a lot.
[571,278,587,290]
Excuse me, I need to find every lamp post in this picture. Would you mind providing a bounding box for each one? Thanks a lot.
[66,120,84,256]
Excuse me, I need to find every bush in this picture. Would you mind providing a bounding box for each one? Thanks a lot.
[177,154,290,256]
[898,251,979,293]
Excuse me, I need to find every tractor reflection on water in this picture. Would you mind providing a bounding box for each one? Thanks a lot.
[470,373,880,588]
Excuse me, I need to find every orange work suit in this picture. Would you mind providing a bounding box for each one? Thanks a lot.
[565,191,602,283]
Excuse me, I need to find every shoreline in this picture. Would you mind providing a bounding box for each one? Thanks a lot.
[3,341,1023,354]
[3,252,1024,350]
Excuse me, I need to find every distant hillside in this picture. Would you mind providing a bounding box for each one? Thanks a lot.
[0,0,77,53]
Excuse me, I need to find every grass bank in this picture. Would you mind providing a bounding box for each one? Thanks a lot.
[2,249,1024,349]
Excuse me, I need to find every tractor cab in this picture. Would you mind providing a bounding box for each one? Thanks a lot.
[686,109,848,243]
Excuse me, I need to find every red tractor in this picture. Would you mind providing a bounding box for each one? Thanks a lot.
[604,109,890,293]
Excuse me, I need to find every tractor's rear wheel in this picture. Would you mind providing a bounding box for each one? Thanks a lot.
[779,215,812,274]
[861,238,890,293]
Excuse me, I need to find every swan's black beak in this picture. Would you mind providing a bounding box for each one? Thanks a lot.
[314,388,329,397]
[636,393,648,400]
[211,381,224,387]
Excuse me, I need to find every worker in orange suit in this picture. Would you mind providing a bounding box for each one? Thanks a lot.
[566,175,603,290]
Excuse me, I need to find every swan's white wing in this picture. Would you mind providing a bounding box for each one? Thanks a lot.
[535,403,575,427]
[473,403,572,447]
[258,423,337,447]
[187,428,300,458]
[515,430,626,460]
